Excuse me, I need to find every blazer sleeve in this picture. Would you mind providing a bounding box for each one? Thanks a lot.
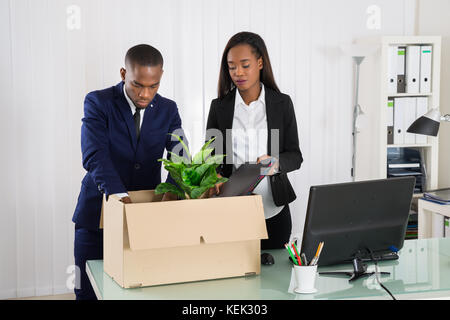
[205,100,225,175]
[278,96,303,174]
[164,103,188,187]
[81,93,127,196]
[206,99,219,132]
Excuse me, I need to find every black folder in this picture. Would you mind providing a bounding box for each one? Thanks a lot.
[215,159,274,198]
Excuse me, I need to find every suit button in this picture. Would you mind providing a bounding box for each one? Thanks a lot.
[134,163,141,170]
[98,185,103,192]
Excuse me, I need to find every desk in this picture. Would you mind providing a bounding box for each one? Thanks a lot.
[418,198,450,238]
[86,237,450,300]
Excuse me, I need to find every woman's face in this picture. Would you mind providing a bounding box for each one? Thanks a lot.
[227,44,263,93]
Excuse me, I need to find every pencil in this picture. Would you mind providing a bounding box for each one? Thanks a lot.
[285,243,298,265]
[309,241,323,266]
[291,242,302,266]
[315,242,325,265]
[314,242,322,257]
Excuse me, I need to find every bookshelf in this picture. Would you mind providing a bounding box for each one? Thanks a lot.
[355,36,442,240]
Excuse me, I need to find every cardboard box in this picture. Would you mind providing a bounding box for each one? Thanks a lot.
[100,190,268,288]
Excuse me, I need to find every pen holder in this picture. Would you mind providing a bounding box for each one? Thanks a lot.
[293,264,318,294]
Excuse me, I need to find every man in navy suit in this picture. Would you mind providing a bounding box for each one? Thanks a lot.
[72,44,184,300]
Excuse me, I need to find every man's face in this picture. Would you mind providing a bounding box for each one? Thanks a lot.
[120,64,163,108]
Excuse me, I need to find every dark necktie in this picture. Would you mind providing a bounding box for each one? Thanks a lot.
[133,107,142,140]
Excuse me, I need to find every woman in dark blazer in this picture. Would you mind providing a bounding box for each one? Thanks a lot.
[206,31,303,250]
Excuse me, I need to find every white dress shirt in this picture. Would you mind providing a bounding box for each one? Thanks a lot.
[113,85,149,199]
[232,84,284,219]
[124,84,146,128]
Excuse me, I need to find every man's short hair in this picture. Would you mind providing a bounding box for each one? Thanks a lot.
[125,44,164,68]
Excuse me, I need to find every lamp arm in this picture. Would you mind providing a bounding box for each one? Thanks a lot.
[441,114,450,122]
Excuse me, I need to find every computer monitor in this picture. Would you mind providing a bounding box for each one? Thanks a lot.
[300,176,415,268]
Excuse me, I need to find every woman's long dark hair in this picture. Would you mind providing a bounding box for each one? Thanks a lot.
[218,31,280,99]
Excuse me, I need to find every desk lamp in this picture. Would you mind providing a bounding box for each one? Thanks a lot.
[407,108,450,136]
[340,43,379,181]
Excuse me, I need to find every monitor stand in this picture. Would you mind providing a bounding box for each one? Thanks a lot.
[319,258,390,282]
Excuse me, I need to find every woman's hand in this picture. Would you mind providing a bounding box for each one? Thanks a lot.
[209,173,225,197]
[162,192,178,201]
[257,155,279,176]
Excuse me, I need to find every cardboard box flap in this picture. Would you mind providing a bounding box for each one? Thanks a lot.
[124,195,267,251]
[129,190,163,203]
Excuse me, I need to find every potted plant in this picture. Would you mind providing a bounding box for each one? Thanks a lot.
[155,134,228,199]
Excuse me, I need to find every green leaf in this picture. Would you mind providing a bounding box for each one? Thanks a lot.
[159,159,184,171]
[158,135,228,200]
[164,163,185,171]
[191,137,216,164]
[181,167,202,186]
[200,166,219,187]
[192,148,213,164]
[205,154,226,165]
[154,183,185,198]
[202,137,216,151]
[190,185,211,199]
[169,133,191,160]
[167,164,183,175]
[215,177,229,184]
[165,166,192,194]
[194,163,212,180]
[168,151,190,165]
[158,158,171,165]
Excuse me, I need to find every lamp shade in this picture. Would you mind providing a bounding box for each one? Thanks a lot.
[407,108,441,137]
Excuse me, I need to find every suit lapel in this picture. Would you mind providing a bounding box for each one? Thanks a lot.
[139,94,158,140]
[217,89,236,129]
[216,89,236,167]
[114,82,138,151]
[265,88,283,155]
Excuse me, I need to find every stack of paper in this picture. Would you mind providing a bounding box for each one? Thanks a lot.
[423,188,450,205]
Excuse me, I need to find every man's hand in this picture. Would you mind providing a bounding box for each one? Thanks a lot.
[120,196,132,204]
[162,192,178,201]
[208,173,225,197]
[257,155,279,176]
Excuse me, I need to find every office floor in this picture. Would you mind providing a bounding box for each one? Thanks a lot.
[8,293,75,300]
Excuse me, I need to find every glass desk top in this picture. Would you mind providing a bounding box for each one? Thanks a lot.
[86,237,450,300]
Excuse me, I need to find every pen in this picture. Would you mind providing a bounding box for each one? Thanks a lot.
[301,253,308,266]
[292,241,301,259]
[292,242,302,266]
[285,243,298,265]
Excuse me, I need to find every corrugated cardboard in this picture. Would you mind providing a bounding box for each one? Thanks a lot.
[101,190,268,288]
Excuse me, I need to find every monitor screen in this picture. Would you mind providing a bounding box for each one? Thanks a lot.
[300,176,415,266]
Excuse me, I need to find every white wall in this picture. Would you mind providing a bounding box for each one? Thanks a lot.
[417,0,450,189]
[0,0,418,298]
